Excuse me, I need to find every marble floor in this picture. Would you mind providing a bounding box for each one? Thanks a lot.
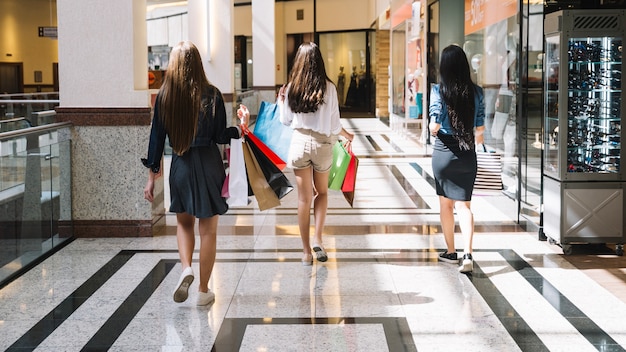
[1,118,626,351]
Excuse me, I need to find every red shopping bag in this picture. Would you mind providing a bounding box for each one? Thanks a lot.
[341,142,358,207]
[243,126,287,170]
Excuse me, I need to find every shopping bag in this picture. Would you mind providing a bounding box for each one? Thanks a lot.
[221,147,230,198]
[474,145,503,191]
[328,141,351,190]
[245,133,293,199]
[341,143,359,207]
[226,138,249,206]
[244,127,287,170]
[242,139,281,211]
[253,101,293,163]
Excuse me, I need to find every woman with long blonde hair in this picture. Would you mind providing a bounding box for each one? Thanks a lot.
[143,41,247,305]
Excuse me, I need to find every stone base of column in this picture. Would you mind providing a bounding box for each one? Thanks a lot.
[69,217,165,237]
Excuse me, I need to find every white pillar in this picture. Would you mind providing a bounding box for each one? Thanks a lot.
[57,0,149,107]
[56,0,159,237]
[188,0,235,119]
[252,0,276,102]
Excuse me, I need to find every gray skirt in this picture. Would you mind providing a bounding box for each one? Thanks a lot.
[432,135,477,201]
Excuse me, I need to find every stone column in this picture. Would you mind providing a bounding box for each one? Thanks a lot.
[55,0,161,237]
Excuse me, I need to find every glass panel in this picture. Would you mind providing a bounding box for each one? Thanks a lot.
[391,23,406,117]
[0,92,59,123]
[464,15,519,197]
[319,31,372,113]
[520,2,544,227]
[544,34,560,176]
[0,126,72,285]
[566,37,622,174]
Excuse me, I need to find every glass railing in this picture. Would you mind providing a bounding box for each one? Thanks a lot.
[0,121,72,286]
[0,92,60,129]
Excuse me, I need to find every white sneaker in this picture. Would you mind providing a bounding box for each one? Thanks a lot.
[173,267,194,303]
[197,290,215,306]
[458,253,473,273]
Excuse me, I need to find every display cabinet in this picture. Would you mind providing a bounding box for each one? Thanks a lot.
[543,10,624,255]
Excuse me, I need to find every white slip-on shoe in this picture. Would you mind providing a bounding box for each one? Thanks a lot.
[197,290,215,306]
[458,253,473,274]
[173,267,194,303]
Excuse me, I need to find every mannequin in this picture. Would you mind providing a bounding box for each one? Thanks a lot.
[480,33,504,144]
[345,65,359,107]
[502,33,518,184]
[337,66,346,106]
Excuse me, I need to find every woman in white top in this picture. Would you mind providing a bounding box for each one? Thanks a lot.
[278,42,354,265]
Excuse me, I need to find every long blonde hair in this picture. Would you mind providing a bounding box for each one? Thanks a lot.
[158,41,210,155]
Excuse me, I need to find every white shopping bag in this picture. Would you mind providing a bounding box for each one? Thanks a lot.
[226,138,249,206]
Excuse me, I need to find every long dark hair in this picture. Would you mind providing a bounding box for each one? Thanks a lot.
[287,42,331,113]
[439,44,475,150]
[158,41,210,155]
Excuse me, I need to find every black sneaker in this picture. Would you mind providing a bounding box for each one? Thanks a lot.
[458,253,473,273]
[438,251,458,263]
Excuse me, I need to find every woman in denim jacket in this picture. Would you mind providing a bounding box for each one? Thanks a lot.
[429,44,485,274]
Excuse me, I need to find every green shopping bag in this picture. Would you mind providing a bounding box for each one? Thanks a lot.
[328,141,351,190]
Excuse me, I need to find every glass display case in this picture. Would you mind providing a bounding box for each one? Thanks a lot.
[543,10,624,255]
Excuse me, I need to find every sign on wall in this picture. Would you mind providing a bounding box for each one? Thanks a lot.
[38,26,57,38]
[464,0,517,35]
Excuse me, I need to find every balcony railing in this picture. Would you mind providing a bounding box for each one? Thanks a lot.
[0,121,72,286]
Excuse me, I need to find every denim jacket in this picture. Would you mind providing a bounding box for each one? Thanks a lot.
[141,85,240,174]
[429,84,485,135]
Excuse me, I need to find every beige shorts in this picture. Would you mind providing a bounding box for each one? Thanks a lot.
[289,128,337,172]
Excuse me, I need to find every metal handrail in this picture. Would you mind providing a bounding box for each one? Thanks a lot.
[0,117,30,124]
[0,100,60,104]
[0,121,72,141]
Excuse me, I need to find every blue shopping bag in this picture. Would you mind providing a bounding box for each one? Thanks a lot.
[253,101,293,163]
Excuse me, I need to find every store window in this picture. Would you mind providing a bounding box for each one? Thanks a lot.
[319,31,374,113]
[463,3,519,196]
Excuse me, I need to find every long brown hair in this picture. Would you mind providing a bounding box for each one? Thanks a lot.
[287,42,330,113]
[158,41,210,155]
[439,44,475,150]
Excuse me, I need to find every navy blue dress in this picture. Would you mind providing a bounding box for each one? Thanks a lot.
[142,85,240,218]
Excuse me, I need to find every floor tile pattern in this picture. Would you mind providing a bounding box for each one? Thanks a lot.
[1,118,625,351]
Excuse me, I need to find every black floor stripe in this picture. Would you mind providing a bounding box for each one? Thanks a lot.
[212,317,416,352]
[470,261,549,351]
[409,162,436,189]
[8,249,623,351]
[365,135,382,151]
[81,259,176,351]
[380,134,405,152]
[498,249,626,351]
[6,251,134,351]
[389,164,430,209]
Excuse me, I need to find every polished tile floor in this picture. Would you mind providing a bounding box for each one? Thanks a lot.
[1,118,626,351]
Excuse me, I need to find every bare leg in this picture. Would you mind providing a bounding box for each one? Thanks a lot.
[311,169,330,246]
[176,213,196,269]
[454,201,474,254]
[439,196,456,253]
[197,215,218,293]
[294,167,313,257]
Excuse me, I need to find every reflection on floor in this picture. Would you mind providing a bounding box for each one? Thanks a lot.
[1,118,625,351]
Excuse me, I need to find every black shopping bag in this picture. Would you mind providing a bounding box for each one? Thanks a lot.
[245,133,294,200]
